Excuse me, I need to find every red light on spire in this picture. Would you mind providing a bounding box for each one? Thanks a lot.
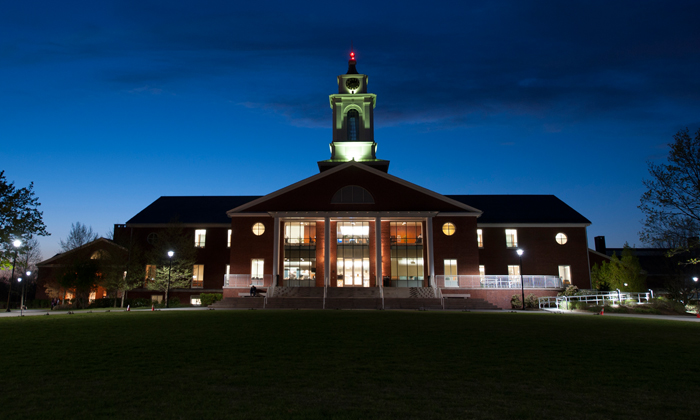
[350,52,355,58]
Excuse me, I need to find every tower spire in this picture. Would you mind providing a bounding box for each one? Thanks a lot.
[347,44,358,74]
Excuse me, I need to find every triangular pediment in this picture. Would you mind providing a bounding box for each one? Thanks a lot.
[227,161,482,215]
[38,238,128,266]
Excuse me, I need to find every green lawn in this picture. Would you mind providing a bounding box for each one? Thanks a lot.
[2,310,699,419]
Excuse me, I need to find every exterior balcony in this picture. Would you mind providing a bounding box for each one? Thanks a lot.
[435,275,563,289]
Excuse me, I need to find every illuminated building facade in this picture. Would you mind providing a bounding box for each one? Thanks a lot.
[115,54,592,309]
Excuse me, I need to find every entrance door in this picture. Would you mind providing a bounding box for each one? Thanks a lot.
[336,221,370,287]
[338,258,369,287]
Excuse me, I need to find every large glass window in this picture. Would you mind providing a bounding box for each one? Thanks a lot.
[347,109,359,141]
[444,259,457,287]
[227,229,232,248]
[507,265,520,279]
[337,221,370,287]
[284,222,316,287]
[192,265,204,288]
[559,265,571,285]
[195,229,206,248]
[477,229,483,248]
[505,229,518,248]
[390,222,424,287]
[251,259,264,286]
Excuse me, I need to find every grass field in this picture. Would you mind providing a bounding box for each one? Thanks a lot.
[2,310,699,419]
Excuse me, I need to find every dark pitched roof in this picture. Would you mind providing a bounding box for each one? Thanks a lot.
[125,194,589,225]
[126,196,261,225]
[445,195,590,224]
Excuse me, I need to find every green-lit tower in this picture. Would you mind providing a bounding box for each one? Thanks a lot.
[318,51,390,173]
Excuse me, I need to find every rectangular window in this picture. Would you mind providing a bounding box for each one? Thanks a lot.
[190,296,201,306]
[151,295,163,303]
[505,229,518,248]
[195,229,206,248]
[192,264,204,288]
[479,265,485,279]
[559,265,571,285]
[389,221,424,287]
[477,229,483,248]
[284,222,317,287]
[507,265,520,277]
[227,229,232,248]
[444,259,457,287]
[145,265,157,286]
[252,259,264,286]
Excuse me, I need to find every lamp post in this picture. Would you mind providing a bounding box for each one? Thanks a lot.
[166,251,174,308]
[517,249,525,310]
[22,270,31,314]
[17,277,23,316]
[5,239,21,312]
[694,277,698,314]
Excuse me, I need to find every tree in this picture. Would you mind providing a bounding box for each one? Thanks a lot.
[59,222,98,252]
[1,171,49,269]
[591,245,647,292]
[58,259,100,309]
[639,128,700,263]
[143,224,196,307]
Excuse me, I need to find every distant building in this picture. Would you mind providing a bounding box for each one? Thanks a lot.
[113,54,593,309]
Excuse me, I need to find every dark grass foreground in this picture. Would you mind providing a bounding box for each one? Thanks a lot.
[2,310,699,420]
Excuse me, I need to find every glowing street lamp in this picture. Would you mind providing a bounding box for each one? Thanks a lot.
[5,239,22,313]
[166,251,174,308]
[22,270,31,315]
[517,249,525,310]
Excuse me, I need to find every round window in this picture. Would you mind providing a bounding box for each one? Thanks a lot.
[556,233,567,245]
[147,233,158,245]
[442,222,456,236]
[252,222,265,236]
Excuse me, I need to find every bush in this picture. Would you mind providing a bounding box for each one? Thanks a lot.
[558,285,580,297]
[88,298,121,308]
[525,294,539,309]
[200,293,223,307]
[511,294,522,309]
[648,297,687,314]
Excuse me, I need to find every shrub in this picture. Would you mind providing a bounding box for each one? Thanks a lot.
[648,297,687,314]
[558,285,580,297]
[200,293,223,307]
[525,294,539,309]
[511,295,522,309]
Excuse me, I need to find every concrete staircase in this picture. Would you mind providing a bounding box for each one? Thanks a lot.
[272,287,324,298]
[442,297,500,310]
[210,297,265,309]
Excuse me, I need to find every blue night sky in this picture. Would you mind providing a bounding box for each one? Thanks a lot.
[2,0,699,260]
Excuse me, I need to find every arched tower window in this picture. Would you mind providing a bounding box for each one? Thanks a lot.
[347,109,359,141]
[331,185,374,204]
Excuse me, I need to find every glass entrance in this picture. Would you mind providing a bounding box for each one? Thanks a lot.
[336,221,370,287]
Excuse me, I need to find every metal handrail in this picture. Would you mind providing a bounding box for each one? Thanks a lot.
[539,292,652,309]
[436,274,563,289]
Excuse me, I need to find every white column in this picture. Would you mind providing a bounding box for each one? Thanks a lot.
[427,217,435,287]
[272,216,280,286]
[324,217,331,287]
[375,216,382,287]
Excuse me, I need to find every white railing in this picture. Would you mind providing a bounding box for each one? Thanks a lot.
[435,275,563,289]
[223,274,273,288]
[539,292,652,310]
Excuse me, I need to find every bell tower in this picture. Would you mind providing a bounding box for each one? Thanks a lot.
[318,51,390,173]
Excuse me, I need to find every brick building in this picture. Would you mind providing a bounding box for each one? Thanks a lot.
[114,54,592,309]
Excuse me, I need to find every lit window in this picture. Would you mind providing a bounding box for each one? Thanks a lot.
[479,265,485,279]
[559,265,571,285]
[252,223,265,236]
[444,259,457,287]
[252,259,264,285]
[442,222,456,236]
[556,233,568,245]
[507,265,520,278]
[190,296,201,306]
[505,229,518,248]
[227,229,232,248]
[90,250,109,259]
[192,265,204,288]
[477,229,483,248]
[151,295,163,303]
[145,265,157,284]
[195,229,206,248]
